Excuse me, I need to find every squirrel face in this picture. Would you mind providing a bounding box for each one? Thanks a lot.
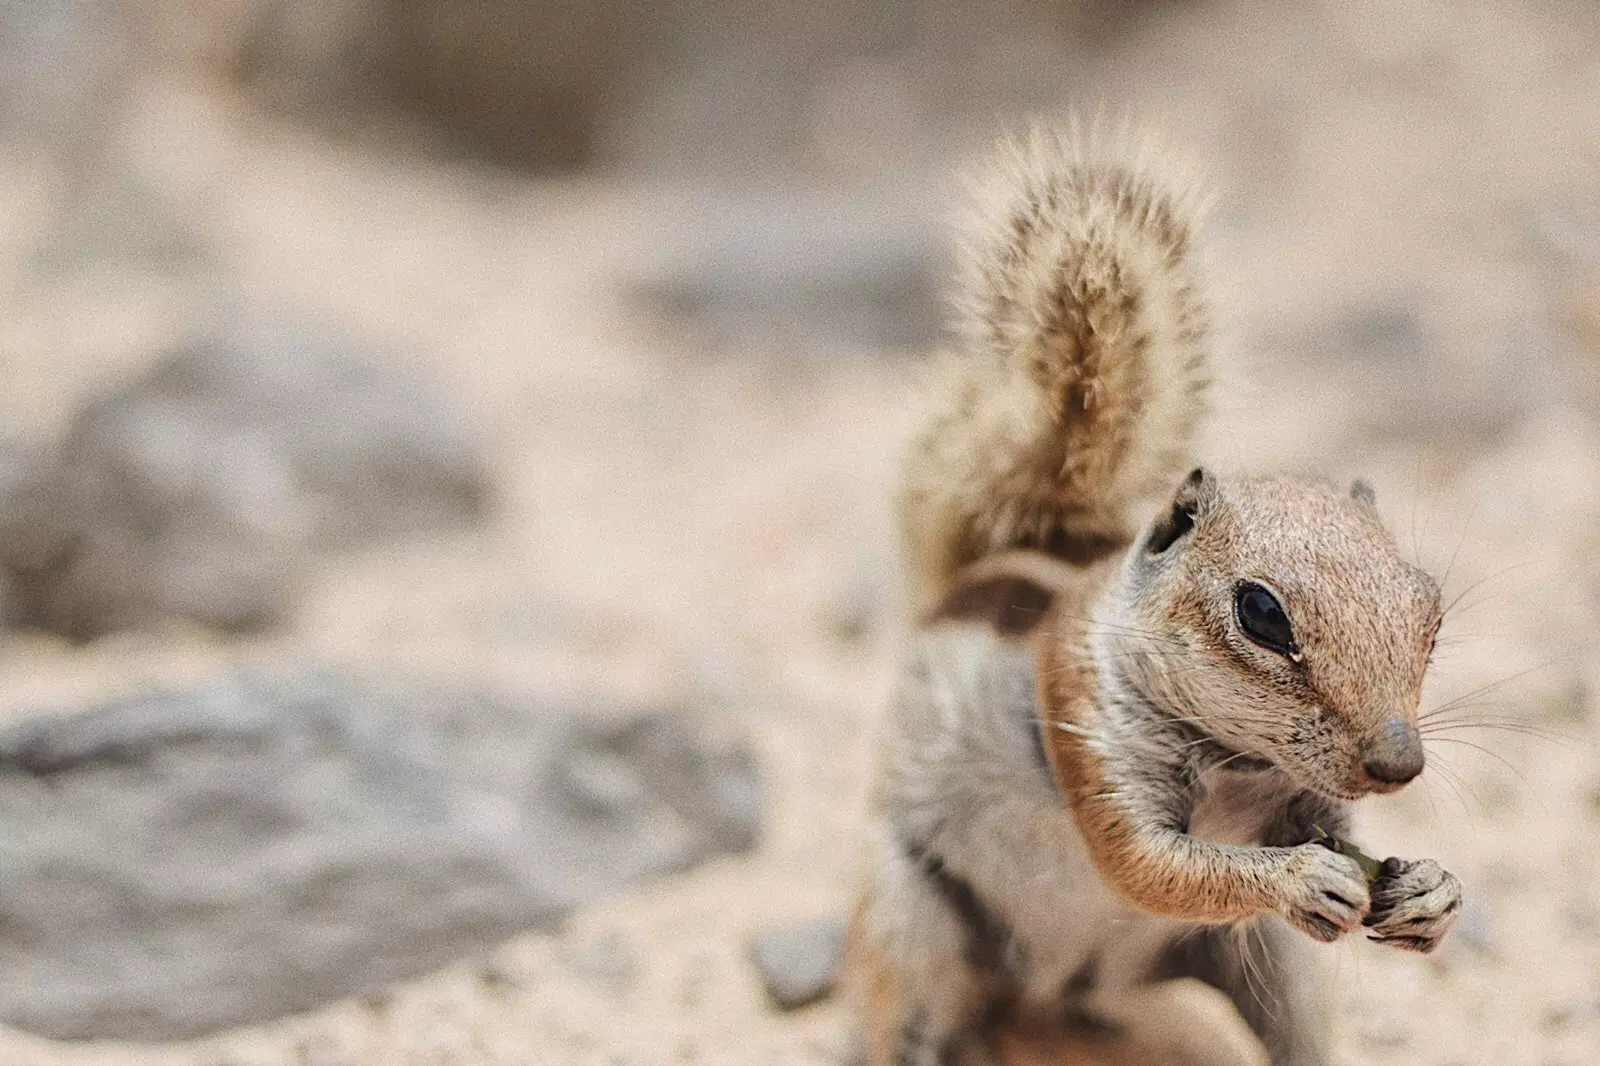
[1106,469,1443,800]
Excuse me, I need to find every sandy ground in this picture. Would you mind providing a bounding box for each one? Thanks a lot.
[0,0,1599,1062]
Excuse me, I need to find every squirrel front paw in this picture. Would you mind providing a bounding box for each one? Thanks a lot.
[1363,857,1462,953]
[1279,844,1371,942]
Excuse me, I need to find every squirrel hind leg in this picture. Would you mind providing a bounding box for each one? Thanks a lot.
[844,842,1011,1066]
[900,122,1212,605]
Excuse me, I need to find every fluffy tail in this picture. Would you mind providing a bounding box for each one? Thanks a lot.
[899,122,1213,606]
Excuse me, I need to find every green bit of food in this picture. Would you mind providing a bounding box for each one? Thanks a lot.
[1311,825,1385,883]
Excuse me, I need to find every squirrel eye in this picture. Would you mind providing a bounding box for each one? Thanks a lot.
[1235,582,1297,657]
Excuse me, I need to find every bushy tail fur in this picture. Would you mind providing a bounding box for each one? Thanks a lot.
[899,121,1213,606]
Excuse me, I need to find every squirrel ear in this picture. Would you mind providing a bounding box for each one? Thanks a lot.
[1146,467,1215,556]
[1350,478,1377,507]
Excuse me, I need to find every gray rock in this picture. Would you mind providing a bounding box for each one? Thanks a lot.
[0,428,32,628]
[0,317,490,638]
[138,0,1092,177]
[378,0,644,169]
[133,0,636,170]
[748,916,847,1010]
[0,0,207,272]
[625,182,945,351]
[1286,301,1576,452]
[0,667,760,1040]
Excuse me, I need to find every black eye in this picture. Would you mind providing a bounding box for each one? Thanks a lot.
[1235,582,1297,658]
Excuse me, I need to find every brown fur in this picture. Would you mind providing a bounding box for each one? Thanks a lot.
[843,899,910,1066]
[1040,592,1368,929]
[926,550,1083,637]
[898,123,1211,609]
[850,122,1462,1066]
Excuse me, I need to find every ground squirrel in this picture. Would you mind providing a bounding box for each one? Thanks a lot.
[846,124,1463,1065]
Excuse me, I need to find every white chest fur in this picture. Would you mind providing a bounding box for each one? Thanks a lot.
[882,626,1189,1007]
[1187,765,1300,847]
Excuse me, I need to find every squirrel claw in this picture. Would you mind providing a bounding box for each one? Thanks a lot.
[1280,844,1371,942]
[1363,857,1461,953]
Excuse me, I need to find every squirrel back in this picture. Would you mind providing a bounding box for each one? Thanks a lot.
[899,123,1212,606]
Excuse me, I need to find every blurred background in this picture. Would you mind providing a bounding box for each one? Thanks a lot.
[0,0,1597,1063]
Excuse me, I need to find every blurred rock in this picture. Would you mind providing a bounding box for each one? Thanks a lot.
[1319,301,1430,366]
[136,0,632,170]
[0,0,202,271]
[0,427,35,627]
[748,916,847,1010]
[0,0,124,144]
[380,0,643,169]
[0,317,490,639]
[1291,301,1577,453]
[600,0,1089,179]
[0,666,761,1040]
[134,0,381,113]
[627,183,946,351]
[136,0,1093,177]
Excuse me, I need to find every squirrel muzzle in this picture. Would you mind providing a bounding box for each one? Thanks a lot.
[1357,715,1425,793]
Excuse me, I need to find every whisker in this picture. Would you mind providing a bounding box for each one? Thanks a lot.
[1418,697,1524,720]
[1090,648,1195,662]
[1024,714,1285,746]
[1242,922,1273,1021]
[1421,757,1478,814]
[1161,713,1282,727]
[1422,759,1488,840]
[1038,654,1221,683]
[1170,729,1280,755]
[1438,499,1479,592]
[1415,773,1443,823]
[1425,736,1530,788]
[1420,720,1568,743]
[1055,614,1185,646]
[1420,703,1557,722]
[1408,462,1425,572]
[1042,719,1098,739]
[1186,747,1262,790]
[1440,561,1538,619]
[1169,730,1283,759]
[1419,660,1565,719]
[1430,627,1504,649]
[1038,637,1193,661]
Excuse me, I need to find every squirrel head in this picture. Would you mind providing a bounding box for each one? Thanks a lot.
[1106,468,1442,800]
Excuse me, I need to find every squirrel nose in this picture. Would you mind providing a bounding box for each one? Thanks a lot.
[1362,716,1424,786]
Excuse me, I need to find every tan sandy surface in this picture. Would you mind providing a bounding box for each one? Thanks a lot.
[1,1,1599,1063]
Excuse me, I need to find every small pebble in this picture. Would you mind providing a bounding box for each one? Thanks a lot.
[748,916,848,1011]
